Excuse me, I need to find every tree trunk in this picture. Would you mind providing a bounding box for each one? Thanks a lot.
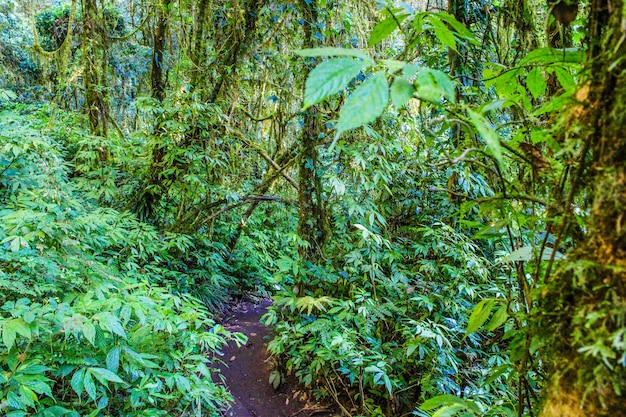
[538,0,626,415]
[133,0,172,221]
[82,0,108,140]
[151,0,170,102]
[296,1,328,266]
[190,0,209,90]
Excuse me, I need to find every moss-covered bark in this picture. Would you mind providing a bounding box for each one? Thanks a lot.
[537,0,626,414]
[296,1,328,266]
[82,0,108,139]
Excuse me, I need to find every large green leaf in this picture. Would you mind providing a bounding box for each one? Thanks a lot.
[421,394,467,410]
[368,14,409,46]
[71,368,85,398]
[414,68,456,103]
[94,313,126,338]
[553,67,576,91]
[304,58,372,109]
[106,347,120,373]
[0,89,17,101]
[336,71,389,135]
[390,77,415,109]
[504,246,533,262]
[83,371,97,401]
[526,67,547,99]
[532,91,575,116]
[380,59,406,74]
[520,47,582,65]
[486,304,509,331]
[88,367,126,385]
[2,323,16,350]
[433,404,468,417]
[429,16,458,51]
[434,12,479,44]
[504,245,565,263]
[28,380,53,397]
[1,319,29,350]
[465,299,495,337]
[174,374,191,393]
[467,108,503,166]
[82,321,96,346]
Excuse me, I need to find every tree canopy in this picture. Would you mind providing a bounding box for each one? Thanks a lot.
[0,0,624,416]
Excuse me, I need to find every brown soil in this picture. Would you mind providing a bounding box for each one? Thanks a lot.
[217,299,337,417]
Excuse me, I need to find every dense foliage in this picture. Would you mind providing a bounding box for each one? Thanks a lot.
[1,0,624,416]
[0,105,247,416]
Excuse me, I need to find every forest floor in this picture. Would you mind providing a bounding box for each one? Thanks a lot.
[217,298,339,417]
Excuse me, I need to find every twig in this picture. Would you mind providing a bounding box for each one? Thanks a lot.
[196,195,292,229]
[229,129,298,190]
[241,107,276,122]
[324,376,353,417]
[428,187,476,200]
[433,147,479,166]
[289,405,332,417]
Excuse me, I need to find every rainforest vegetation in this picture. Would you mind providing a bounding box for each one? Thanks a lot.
[0,0,624,416]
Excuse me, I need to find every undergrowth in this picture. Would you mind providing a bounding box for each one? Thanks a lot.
[0,104,247,416]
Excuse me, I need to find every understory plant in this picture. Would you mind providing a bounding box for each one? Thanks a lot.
[0,104,246,416]
[263,131,518,416]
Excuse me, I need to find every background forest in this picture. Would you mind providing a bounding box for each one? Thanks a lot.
[0,0,624,416]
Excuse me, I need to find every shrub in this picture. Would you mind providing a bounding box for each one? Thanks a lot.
[0,105,246,416]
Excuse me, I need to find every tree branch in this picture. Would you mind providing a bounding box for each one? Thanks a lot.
[197,195,293,229]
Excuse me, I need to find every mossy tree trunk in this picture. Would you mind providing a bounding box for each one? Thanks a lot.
[81,0,108,140]
[135,0,265,223]
[190,0,209,91]
[132,0,172,221]
[150,0,170,103]
[538,0,626,415]
[296,1,328,269]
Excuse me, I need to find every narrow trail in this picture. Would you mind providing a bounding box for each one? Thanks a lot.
[218,299,336,417]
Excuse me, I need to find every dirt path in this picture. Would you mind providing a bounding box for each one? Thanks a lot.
[218,299,336,417]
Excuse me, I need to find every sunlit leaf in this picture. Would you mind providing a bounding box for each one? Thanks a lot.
[84,371,97,401]
[434,12,479,44]
[414,68,456,103]
[82,321,96,346]
[465,299,495,337]
[368,14,409,46]
[553,67,576,91]
[486,305,509,331]
[174,374,191,393]
[421,394,467,410]
[88,367,126,385]
[540,246,566,261]
[504,246,533,262]
[336,71,389,135]
[430,16,457,51]
[520,47,582,65]
[71,369,85,397]
[2,320,18,350]
[390,77,415,109]
[0,89,17,101]
[467,108,502,166]
[380,59,406,74]
[527,67,547,99]
[106,347,120,373]
[433,404,467,417]
[304,58,372,108]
